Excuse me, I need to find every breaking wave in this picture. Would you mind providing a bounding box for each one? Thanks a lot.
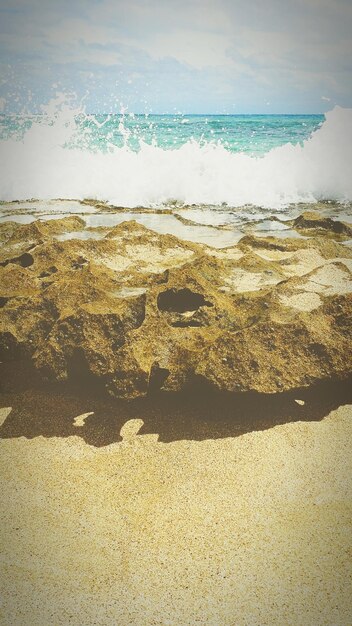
[0,99,351,209]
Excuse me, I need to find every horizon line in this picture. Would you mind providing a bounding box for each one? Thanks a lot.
[0,111,327,117]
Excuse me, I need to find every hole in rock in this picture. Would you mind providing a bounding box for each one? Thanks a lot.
[149,363,170,393]
[67,348,105,393]
[157,288,213,313]
[0,252,34,268]
[309,342,328,358]
[39,266,58,278]
[18,253,34,268]
[0,297,9,308]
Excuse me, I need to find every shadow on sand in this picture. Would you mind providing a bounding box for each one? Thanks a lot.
[0,360,351,447]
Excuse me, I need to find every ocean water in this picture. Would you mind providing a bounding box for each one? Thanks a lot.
[0,111,323,155]
[0,97,351,209]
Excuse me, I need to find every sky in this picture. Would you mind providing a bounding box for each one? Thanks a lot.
[0,0,352,114]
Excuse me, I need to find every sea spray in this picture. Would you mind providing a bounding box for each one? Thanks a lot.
[0,97,351,208]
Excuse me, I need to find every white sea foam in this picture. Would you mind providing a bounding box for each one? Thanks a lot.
[0,100,351,209]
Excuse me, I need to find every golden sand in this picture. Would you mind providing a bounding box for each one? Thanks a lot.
[0,405,351,625]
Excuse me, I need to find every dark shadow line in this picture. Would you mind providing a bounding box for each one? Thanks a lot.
[0,360,351,447]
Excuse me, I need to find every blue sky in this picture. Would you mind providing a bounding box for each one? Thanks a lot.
[0,0,352,114]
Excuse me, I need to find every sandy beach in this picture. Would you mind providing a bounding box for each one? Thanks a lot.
[1,404,351,625]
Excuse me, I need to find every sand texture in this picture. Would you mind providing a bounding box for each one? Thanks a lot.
[0,405,351,625]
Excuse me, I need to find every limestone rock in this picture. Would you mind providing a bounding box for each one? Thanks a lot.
[0,213,351,398]
[293,211,352,236]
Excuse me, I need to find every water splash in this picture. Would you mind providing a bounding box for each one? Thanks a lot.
[0,95,351,208]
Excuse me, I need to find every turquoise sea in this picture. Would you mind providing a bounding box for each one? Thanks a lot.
[0,113,324,155]
[0,105,350,208]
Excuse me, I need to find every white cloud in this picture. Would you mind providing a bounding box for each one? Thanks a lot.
[124,30,234,70]
[0,0,351,112]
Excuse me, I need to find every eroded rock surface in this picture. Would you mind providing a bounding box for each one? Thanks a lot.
[0,211,351,398]
[292,210,352,237]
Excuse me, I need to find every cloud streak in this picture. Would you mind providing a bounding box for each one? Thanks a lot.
[0,0,351,113]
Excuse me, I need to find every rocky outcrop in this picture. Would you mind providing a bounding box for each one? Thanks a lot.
[0,213,351,398]
[293,211,352,237]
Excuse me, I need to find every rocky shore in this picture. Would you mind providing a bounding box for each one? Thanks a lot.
[0,202,351,398]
